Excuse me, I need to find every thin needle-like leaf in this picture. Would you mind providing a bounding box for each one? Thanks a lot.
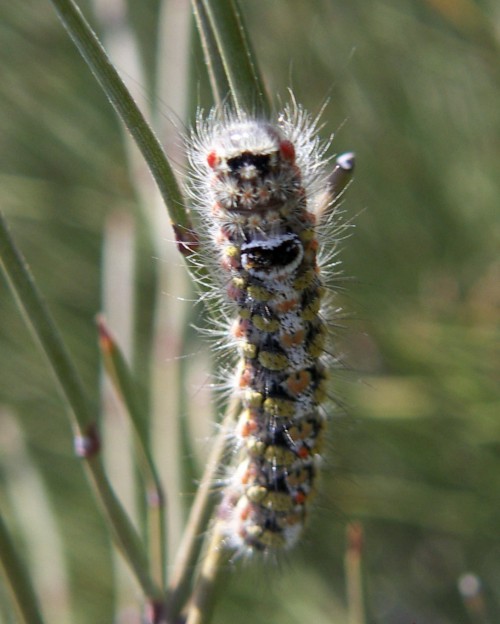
[98,316,167,589]
[0,211,93,432]
[192,0,230,107]
[48,0,198,255]
[199,0,270,115]
[0,211,161,601]
[0,513,46,624]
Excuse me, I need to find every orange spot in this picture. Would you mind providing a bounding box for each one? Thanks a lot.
[239,504,250,521]
[239,366,253,388]
[98,332,114,355]
[227,284,243,302]
[231,318,248,338]
[279,140,295,163]
[206,150,218,169]
[298,447,310,459]
[286,370,311,396]
[308,238,319,252]
[240,468,251,485]
[96,316,115,354]
[239,417,258,438]
[281,330,305,349]
[276,298,298,313]
[294,491,307,505]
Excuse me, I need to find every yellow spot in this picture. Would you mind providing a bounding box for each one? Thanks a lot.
[253,529,287,549]
[263,397,295,418]
[308,330,326,358]
[262,491,294,512]
[224,245,240,258]
[293,269,315,291]
[258,351,289,371]
[247,284,272,302]
[246,438,266,456]
[314,378,328,403]
[264,445,297,467]
[252,315,280,332]
[302,296,321,321]
[299,228,315,243]
[242,342,257,359]
[238,306,251,320]
[232,276,246,289]
[246,485,268,503]
[245,390,263,407]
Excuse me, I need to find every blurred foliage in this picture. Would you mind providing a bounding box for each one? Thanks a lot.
[1,1,499,623]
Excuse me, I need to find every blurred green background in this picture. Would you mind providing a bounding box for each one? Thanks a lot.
[1,1,499,623]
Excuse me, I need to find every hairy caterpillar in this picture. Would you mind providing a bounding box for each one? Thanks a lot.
[188,103,353,556]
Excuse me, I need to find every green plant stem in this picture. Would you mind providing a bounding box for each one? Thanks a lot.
[48,0,190,235]
[0,513,46,624]
[98,317,167,589]
[85,458,163,600]
[200,0,270,115]
[0,211,93,431]
[0,211,161,601]
[192,0,230,107]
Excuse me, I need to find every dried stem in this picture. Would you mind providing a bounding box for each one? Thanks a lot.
[185,522,228,624]
[345,522,366,624]
[166,396,240,622]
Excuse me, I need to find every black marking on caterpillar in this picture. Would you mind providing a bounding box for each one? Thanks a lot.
[188,102,351,556]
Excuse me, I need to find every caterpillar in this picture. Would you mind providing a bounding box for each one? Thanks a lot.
[188,103,353,556]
